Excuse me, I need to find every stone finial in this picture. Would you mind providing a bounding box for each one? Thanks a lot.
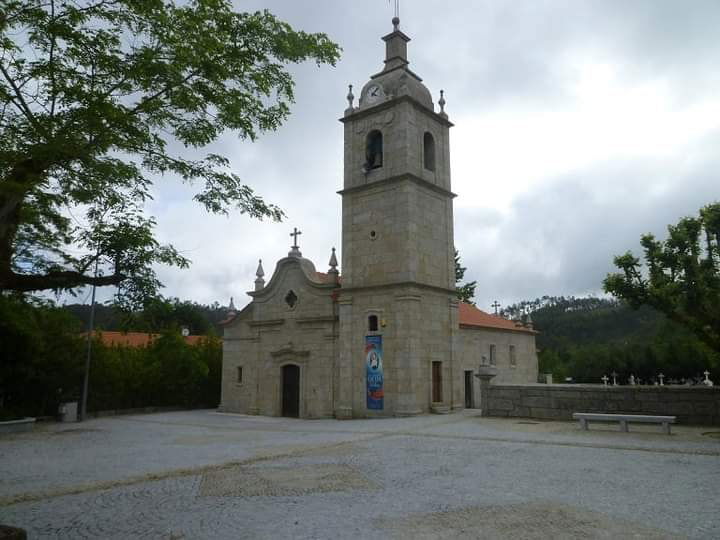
[439,89,447,118]
[525,311,533,329]
[254,259,265,291]
[392,16,400,32]
[228,296,236,313]
[346,84,354,111]
[328,247,339,282]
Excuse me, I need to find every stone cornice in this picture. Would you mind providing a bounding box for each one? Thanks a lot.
[459,323,538,336]
[296,316,338,324]
[340,95,453,128]
[337,173,457,199]
[270,345,311,358]
[339,281,456,296]
[248,319,285,328]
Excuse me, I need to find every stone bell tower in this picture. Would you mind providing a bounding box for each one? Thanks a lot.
[335,17,460,418]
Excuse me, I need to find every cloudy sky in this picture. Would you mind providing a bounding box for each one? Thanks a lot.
[98,0,720,313]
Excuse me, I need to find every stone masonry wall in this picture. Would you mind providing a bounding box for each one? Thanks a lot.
[485,384,720,426]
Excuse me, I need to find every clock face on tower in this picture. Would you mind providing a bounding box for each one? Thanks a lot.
[366,84,383,104]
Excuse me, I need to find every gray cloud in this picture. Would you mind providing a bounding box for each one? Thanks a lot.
[459,128,720,311]
[72,1,720,312]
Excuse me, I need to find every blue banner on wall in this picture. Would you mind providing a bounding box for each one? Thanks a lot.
[365,335,384,410]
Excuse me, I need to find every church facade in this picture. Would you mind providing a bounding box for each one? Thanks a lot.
[219,19,538,419]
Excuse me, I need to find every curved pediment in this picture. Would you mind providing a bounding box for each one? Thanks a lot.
[250,256,337,301]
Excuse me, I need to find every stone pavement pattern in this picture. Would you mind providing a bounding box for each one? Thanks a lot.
[1,411,719,539]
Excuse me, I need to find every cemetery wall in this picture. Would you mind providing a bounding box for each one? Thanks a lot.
[485,384,720,426]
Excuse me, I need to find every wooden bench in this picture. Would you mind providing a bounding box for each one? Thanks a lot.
[572,413,676,435]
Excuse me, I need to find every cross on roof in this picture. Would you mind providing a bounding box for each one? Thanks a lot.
[290,227,302,249]
[491,301,501,315]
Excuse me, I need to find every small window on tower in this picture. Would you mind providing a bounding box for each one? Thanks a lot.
[368,315,379,332]
[237,366,243,383]
[423,132,436,171]
[365,130,383,170]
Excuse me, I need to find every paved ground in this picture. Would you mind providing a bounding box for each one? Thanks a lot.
[1,410,719,539]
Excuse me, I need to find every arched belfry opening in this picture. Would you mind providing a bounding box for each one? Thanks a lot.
[365,130,383,170]
[423,132,436,171]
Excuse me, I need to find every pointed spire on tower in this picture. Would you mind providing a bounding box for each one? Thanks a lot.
[382,16,411,73]
[228,296,236,314]
[328,247,339,283]
[254,259,265,291]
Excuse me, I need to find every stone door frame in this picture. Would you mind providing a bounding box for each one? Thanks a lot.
[270,344,310,418]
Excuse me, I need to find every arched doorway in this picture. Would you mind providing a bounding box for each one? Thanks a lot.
[281,364,300,418]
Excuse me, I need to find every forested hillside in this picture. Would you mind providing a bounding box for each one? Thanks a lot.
[502,296,718,384]
[64,297,233,336]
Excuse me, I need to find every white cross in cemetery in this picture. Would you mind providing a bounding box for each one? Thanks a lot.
[601,375,609,386]
[611,371,618,386]
[703,370,714,387]
[629,374,636,386]
[658,373,665,386]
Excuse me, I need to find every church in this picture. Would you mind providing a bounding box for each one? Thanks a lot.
[219,17,538,419]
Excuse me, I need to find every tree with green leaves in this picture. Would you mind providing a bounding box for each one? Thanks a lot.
[0,1,340,307]
[0,294,84,418]
[603,202,720,353]
[454,248,477,304]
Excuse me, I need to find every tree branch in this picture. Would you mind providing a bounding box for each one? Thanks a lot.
[0,267,124,293]
[0,62,49,139]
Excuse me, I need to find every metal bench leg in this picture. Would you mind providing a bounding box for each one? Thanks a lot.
[619,419,628,432]
[579,418,588,430]
[662,422,671,435]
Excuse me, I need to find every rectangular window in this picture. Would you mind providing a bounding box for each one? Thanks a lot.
[432,361,443,403]
[489,344,496,366]
[509,345,517,368]
[237,366,243,383]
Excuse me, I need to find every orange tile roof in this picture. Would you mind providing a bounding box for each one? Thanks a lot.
[458,302,537,334]
[314,271,341,284]
[88,331,207,347]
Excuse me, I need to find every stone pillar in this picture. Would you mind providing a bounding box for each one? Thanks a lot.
[395,294,423,416]
[449,298,464,410]
[475,365,498,417]
[335,296,354,419]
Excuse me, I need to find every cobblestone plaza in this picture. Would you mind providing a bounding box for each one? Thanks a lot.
[1,410,719,539]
